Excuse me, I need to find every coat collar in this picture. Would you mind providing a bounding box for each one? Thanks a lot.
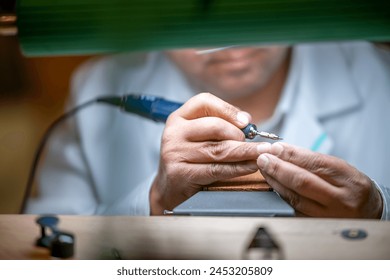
[279,43,364,154]
[297,43,363,119]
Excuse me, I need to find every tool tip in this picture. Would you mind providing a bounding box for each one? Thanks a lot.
[257,131,283,141]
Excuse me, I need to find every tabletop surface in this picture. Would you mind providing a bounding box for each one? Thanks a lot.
[0,215,389,260]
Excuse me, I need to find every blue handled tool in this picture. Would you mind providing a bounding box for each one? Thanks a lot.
[97,94,282,140]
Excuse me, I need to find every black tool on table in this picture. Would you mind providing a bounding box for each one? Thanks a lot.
[35,215,75,259]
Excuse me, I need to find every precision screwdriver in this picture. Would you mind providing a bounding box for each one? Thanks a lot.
[97,94,283,140]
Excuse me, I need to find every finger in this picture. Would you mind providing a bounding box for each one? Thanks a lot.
[184,117,246,142]
[177,141,271,163]
[261,171,326,216]
[257,153,343,205]
[269,142,362,186]
[172,92,252,128]
[260,170,326,217]
[183,161,259,185]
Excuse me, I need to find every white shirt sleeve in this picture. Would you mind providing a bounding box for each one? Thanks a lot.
[25,108,157,216]
[25,117,98,215]
[373,180,390,220]
[95,173,155,216]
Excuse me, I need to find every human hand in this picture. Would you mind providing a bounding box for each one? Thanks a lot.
[256,142,383,219]
[150,92,265,215]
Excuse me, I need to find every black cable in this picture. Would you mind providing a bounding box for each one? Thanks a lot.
[19,99,98,214]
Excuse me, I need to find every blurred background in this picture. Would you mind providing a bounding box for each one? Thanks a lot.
[0,36,92,213]
[2,0,389,215]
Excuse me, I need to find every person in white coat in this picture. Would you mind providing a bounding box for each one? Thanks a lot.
[26,41,390,219]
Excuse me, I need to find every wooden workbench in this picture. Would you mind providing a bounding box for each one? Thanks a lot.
[0,215,389,259]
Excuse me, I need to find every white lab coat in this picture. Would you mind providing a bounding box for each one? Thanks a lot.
[26,42,390,219]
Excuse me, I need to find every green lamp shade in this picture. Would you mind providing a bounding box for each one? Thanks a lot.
[17,0,390,56]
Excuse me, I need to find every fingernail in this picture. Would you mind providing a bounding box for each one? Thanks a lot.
[257,142,271,153]
[272,142,284,155]
[236,111,250,126]
[257,154,269,169]
[248,161,259,171]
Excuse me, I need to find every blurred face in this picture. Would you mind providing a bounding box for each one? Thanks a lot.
[166,46,290,101]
